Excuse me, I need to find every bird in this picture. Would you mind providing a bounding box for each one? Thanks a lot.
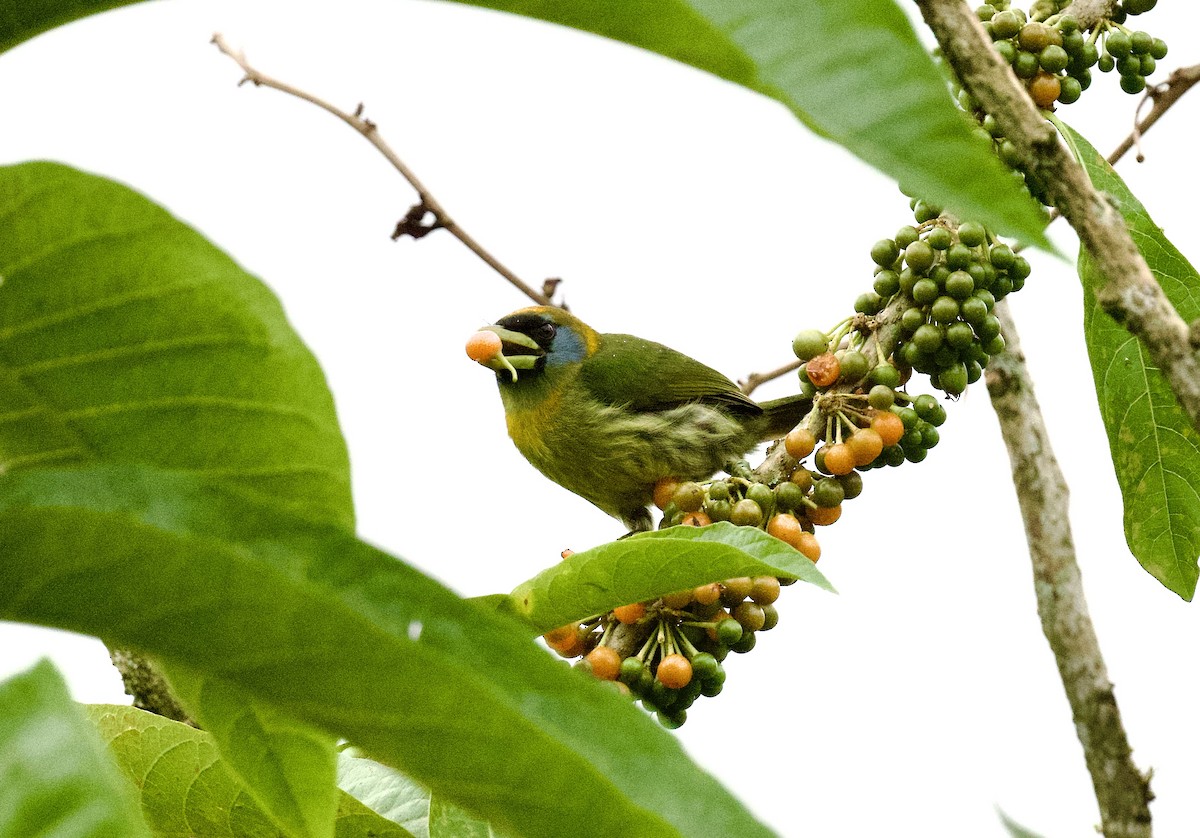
[466,306,811,532]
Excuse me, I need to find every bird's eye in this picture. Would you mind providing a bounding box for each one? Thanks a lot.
[535,322,557,343]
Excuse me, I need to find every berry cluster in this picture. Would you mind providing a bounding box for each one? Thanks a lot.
[545,572,785,728]
[977,0,1166,110]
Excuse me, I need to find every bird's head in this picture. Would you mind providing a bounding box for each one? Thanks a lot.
[465,306,599,384]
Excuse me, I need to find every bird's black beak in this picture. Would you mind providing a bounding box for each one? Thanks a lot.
[471,325,546,381]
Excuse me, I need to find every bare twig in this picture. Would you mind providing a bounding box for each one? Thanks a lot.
[739,359,802,397]
[986,302,1152,838]
[915,2,1200,437]
[210,33,552,307]
[1112,63,1200,165]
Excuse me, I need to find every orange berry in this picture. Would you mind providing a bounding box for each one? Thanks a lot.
[693,582,722,605]
[872,411,905,447]
[560,548,574,559]
[822,443,856,476]
[662,589,695,609]
[612,602,646,625]
[807,505,842,527]
[766,512,805,547]
[806,353,841,388]
[680,510,712,527]
[554,631,587,658]
[656,654,693,689]
[784,427,816,459]
[543,623,577,648]
[796,531,822,562]
[846,427,884,467]
[653,477,680,510]
[1029,73,1061,109]
[465,330,503,362]
[585,646,621,680]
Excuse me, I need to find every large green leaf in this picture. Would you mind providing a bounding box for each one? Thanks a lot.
[0,465,773,838]
[510,521,834,633]
[0,661,149,838]
[0,161,352,527]
[166,667,339,838]
[1054,118,1200,600]
[87,704,412,838]
[445,0,1050,248]
[0,0,142,54]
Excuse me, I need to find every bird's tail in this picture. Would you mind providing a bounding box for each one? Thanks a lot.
[756,393,813,440]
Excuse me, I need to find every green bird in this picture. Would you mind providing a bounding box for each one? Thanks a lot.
[467,306,810,532]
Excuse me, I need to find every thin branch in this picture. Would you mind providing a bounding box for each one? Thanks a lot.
[915,1,1200,436]
[740,359,801,396]
[1110,63,1200,165]
[986,301,1152,838]
[210,33,552,307]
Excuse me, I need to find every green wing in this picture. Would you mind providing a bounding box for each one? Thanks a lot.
[579,333,761,416]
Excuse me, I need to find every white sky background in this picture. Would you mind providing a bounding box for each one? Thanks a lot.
[2,1,1199,835]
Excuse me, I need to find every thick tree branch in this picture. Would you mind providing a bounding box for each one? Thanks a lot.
[210,33,552,307]
[986,301,1152,838]
[914,1,1200,435]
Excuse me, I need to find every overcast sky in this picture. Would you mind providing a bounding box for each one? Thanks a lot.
[3,2,1199,835]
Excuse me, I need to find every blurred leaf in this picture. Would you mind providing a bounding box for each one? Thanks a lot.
[0,161,352,527]
[0,464,774,838]
[337,753,430,838]
[166,668,339,838]
[87,704,411,838]
[0,0,143,53]
[997,808,1046,838]
[510,522,834,632]
[429,795,512,838]
[0,661,149,838]
[445,0,1050,248]
[1054,117,1200,600]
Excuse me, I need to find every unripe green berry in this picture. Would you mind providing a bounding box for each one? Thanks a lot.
[792,329,829,361]
[912,277,940,305]
[931,296,961,324]
[812,477,845,508]
[927,226,953,251]
[945,271,975,300]
[871,239,901,267]
[1039,44,1069,73]
[874,269,901,298]
[839,350,870,384]
[731,498,764,528]
[957,222,987,247]
[867,363,902,389]
[1107,31,1132,58]
[904,240,936,274]
[868,384,896,410]
[895,225,920,248]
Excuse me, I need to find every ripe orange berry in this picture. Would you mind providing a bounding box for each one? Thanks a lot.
[560,548,574,559]
[653,477,680,510]
[656,654,693,689]
[807,505,842,527]
[1029,72,1061,108]
[784,427,817,459]
[554,631,587,658]
[585,646,621,680]
[766,512,805,547]
[806,353,841,388]
[872,411,905,447]
[822,442,856,475]
[796,531,821,562]
[662,589,695,609]
[612,602,646,625]
[465,330,503,362]
[680,510,712,527]
[543,623,577,649]
[847,427,884,467]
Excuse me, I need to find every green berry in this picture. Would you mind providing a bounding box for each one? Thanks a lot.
[707,480,731,501]
[874,269,901,298]
[839,350,870,383]
[938,363,968,395]
[775,480,806,512]
[905,240,936,274]
[867,363,902,388]
[731,498,764,528]
[983,334,1007,355]
[1098,52,1115,73]
[855,292,884,315]
[871,239,901,267]
[989,242,1015,270]
[1107,31,1132,58]
[792,329,829,361]
[895,225,921,248]
[730,631,756,654]
[957,222,987,247]
[945,243,972,271]
[991,10,1021,39]
[1039,44,1069,73]
[1117,53,1142,76]
[897,406,919,429]
[914,394,946,426]
[1150,39,1168,60]
[921,424,941,448]
[1139,54,1156,76]
[994,39,1017,64]
[913,323,944,353]
[1060,30,1085,57]
[716,617,743,645]
[976,313,1002,342]
[945,271,975,300]
[1013,50,1040,78]
[905,446,929,464]
[961,296,989,325]
[747,482,775,516]
[882,444,906,467]
[912,278,940,305]
[812,477,845,508]
[868,384,896,410]
[927,226,953,250]
[620,656,644,685]
[1058,76,1082,104]
[946,321,976,350]
[1010,255,1031,280]
[913,200,942,223]
[1130,31,1153,55]
[690,652,719,681]
[931,296,960,324]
